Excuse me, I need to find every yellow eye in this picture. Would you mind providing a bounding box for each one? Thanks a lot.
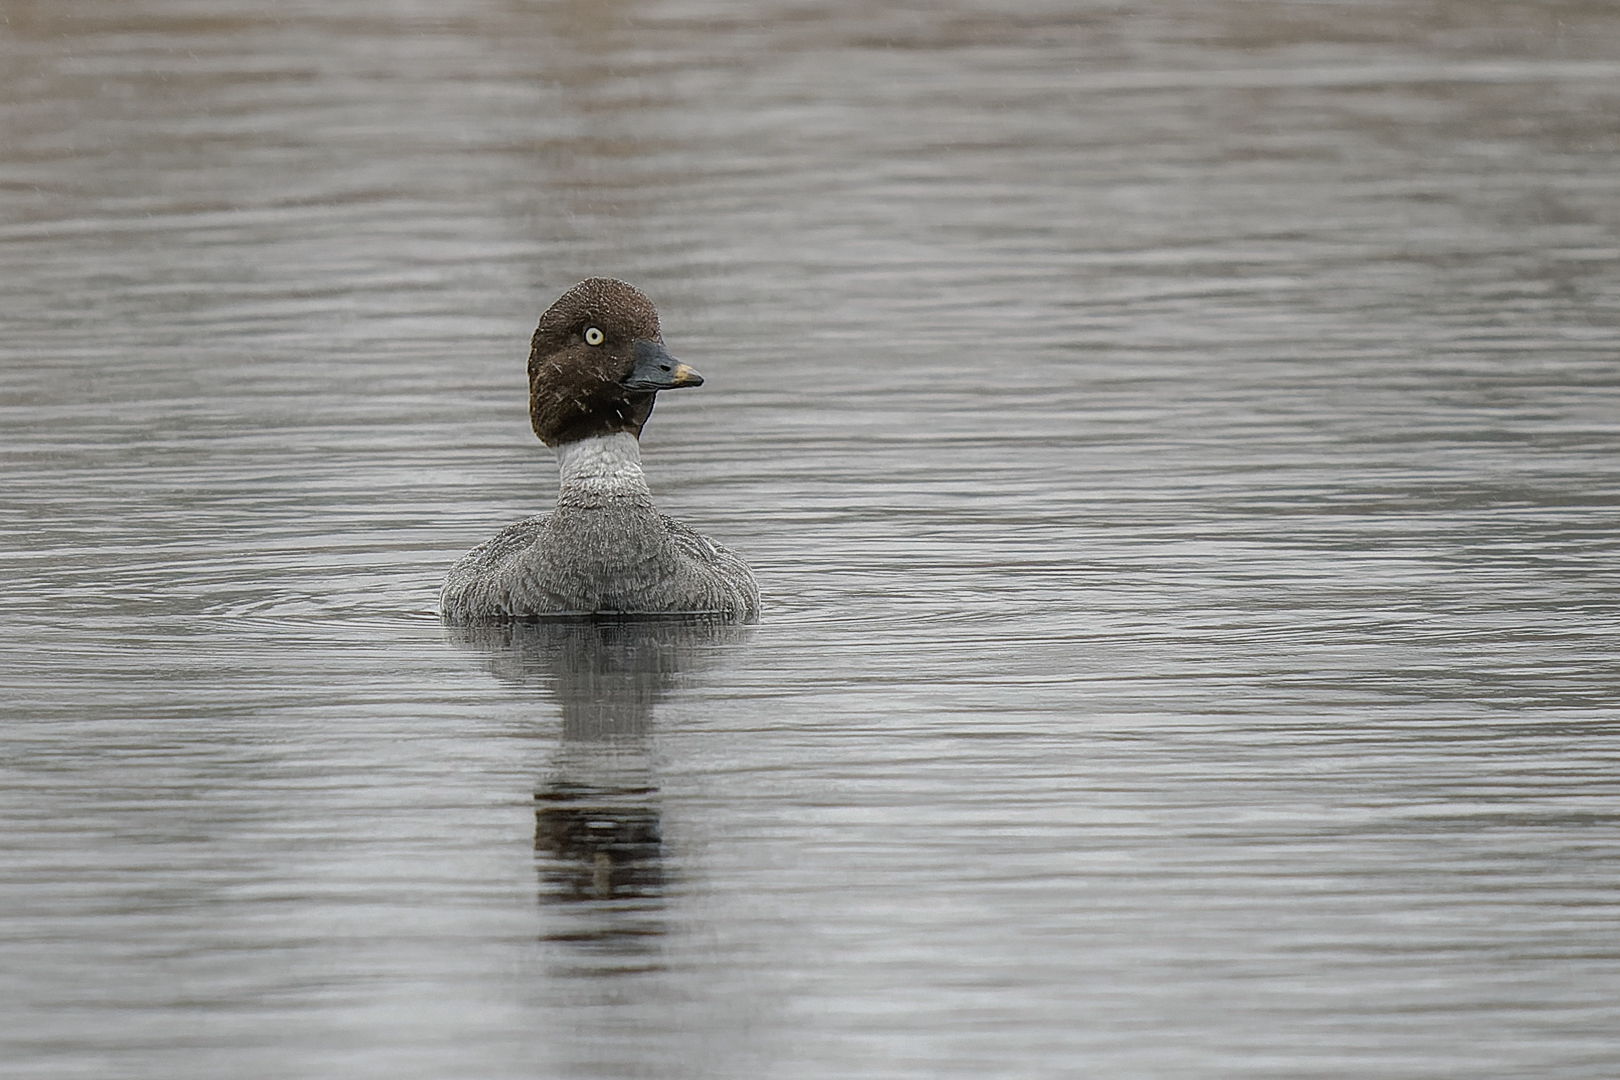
[583,326,604,346]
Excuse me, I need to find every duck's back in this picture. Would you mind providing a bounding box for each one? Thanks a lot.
[439,501,759,622]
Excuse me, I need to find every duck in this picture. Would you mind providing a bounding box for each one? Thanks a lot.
[439,278,760,623]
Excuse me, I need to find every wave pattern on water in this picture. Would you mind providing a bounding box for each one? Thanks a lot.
[3,2,1620,1078]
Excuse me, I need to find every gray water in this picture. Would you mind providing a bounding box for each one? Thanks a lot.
[3,2,1619,1077]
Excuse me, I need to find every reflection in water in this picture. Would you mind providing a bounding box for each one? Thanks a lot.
[447,618,748,969]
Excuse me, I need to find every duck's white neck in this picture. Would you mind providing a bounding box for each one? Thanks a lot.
[554,431,650,499]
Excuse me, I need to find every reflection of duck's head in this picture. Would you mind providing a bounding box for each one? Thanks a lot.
[526,277,705,448]
[440,617,754,959]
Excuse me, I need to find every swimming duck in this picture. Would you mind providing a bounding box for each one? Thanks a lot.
[439,278,760,623]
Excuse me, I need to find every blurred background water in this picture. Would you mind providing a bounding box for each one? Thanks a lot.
[2,1,1619,1077]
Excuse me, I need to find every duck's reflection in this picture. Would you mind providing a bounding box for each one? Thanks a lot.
[446,617,747,963]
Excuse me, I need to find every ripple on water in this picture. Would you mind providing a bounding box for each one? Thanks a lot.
[3,2,1620,1078]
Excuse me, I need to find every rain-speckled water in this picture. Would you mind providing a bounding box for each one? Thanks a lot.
[3,2,1619,1077]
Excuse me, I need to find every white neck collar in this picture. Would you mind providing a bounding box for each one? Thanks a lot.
[554,431,650,498]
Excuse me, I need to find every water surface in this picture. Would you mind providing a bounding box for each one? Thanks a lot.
[3,2,1619,1077]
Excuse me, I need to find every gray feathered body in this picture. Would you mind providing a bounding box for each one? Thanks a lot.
[440,499,759,621]
[440,433,759,623]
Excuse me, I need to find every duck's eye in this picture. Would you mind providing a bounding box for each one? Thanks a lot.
[583,326,605,346]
